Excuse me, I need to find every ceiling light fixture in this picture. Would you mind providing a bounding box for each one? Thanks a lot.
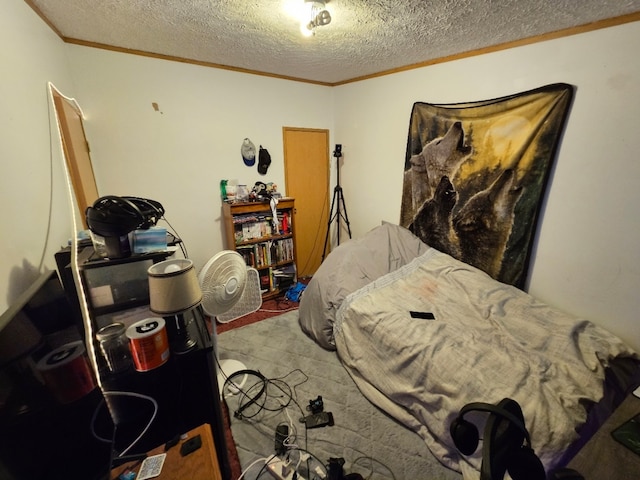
[300,0,332,37]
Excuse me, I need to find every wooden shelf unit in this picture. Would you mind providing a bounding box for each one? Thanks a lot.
[222,198,297,300]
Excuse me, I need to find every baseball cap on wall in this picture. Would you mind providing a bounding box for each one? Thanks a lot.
[241,138,256,166]
[258,146,271,175]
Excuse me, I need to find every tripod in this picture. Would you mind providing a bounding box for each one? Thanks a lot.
[322,144,352,261]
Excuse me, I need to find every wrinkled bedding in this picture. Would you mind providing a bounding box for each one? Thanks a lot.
[299,222,430,349]
[332,248,638,475]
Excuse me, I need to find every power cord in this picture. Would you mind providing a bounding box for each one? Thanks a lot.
[259,301,299,314]
[298,184,330,275]
[351,456,396,480]
[160,215,189,258]
[223,368,308,421]
[89,390,159,457]
[225,369,269,420]
[253,454,278,479]
[237,455,277,480]
[281,447,328,480]
[227,367,379,480]
[222,364,395,480]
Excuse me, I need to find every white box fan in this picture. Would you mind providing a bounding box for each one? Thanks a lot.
[198,250,262,395]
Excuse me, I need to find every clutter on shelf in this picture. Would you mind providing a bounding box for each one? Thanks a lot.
[220,179,281,203]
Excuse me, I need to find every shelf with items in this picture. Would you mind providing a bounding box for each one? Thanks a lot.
[222,198,297,300]
[54,245,232,478]
[236,237,295,268]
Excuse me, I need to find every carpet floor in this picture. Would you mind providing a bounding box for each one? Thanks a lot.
[216,297,299,334]
[217,311,461,480]
[214,296,300,479]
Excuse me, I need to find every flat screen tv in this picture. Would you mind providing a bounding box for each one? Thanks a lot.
[0,270,113,480]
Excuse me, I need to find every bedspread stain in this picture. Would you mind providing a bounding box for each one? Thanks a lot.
[416,278,438,298]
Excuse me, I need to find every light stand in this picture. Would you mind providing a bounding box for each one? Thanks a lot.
[322,144,352,261]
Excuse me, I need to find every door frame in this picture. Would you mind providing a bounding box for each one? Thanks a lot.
[51,89,99,228]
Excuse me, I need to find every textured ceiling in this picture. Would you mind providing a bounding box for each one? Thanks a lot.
[28,0,640,85]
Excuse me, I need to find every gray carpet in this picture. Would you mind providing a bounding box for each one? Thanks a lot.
[217,311,461,480]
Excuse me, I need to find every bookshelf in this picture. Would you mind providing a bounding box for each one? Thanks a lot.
[222,198,297,300]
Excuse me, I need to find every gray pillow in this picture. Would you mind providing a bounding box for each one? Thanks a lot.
[298,222,429,350]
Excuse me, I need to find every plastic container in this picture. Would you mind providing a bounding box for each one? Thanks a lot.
[132,226,167,254]
[236,185,249,202]
[96,322,132,373]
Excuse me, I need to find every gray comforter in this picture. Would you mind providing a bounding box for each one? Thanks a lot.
[299,222,430,349]
[299,223,638,478]
[333,247,637,475]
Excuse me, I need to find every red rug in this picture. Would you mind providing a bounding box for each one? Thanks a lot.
[221,400,242,480]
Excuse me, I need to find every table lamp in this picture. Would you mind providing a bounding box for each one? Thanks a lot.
[148,258,202,353]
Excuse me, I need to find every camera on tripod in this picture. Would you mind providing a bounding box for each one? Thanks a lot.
[323,143,351,260]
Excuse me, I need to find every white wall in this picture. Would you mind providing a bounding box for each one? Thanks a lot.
[333,22,640,351]
[2,2,638,353]
[65,46,335,273]
[0,2,77,314]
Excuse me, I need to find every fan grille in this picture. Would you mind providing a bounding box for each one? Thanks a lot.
[216,268,262,323]
[198,251,248,316]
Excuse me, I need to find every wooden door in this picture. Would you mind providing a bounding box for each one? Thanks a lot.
[52,90,99,228]
[283,127,330,278]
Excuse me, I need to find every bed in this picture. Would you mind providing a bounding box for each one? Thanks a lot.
[299,222,639,478]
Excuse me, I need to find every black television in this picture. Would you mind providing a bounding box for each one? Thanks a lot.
[0,270,113,480]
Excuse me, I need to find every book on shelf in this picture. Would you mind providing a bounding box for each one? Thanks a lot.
[234,214,276,243]
[272,263,296,277]
[272,264,297,291]
[233,210,292,245]
[236,245,255,267]
[260,272,271,291]
[236,238,294,268]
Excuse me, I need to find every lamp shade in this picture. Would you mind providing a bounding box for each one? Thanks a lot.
[148,259,203,315]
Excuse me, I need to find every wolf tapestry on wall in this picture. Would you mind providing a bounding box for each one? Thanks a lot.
[400,83,574,289]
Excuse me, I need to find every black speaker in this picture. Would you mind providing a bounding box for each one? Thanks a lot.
[450,398,545,480]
